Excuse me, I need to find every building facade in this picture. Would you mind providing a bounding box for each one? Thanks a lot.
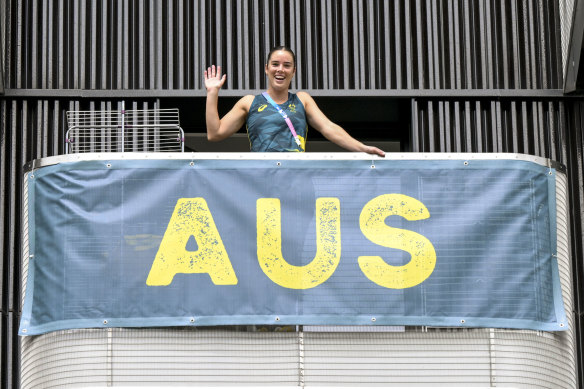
[1,0,584,387]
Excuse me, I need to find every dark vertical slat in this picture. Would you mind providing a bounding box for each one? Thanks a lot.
[523,0,533,88]
[72,0,79,88]
[463,1,472,88]
[167,0,174,89]
[155,0,162,89]
[383,0,390,89]
[116,0,123,88]
[80,0,86,89]
[0,101,7,327]
[177,0,184,89]
[484,0,494,89]
[452,100,461,151]
[444,101,452,152]
[394,0,401,89]
[101,0,108,89]
[242,0,250,89]
[510,101,519,151]
[306,0,313,89]
[261,0,269,87]
[537,101,546,157]
[89,0,96,89]
[427,100,435,151]
[0,113,6,389]
[548,101,557,162]
[495,101,503,152]
[474,101,483,152]
[2,0,10,89]
[252,0,260,89]
[41,0,48,89]
[353,0,363,89]
[200,0,207,88]
[438,101,446,151]
[478,0,486,88]
[137,0,144,89]
[530,101,539,156]
[35,101,42,157]
[415,0,424,88]
[537,0,548,89]
[30,0,38,88]
[500,1,509,88]
[225,0,232,89]
[464,100,473,151]
[367,0,375,89]
[411,99,419,151]
[426,0,435,89]
[510,0,521,88]
[323,0,332,89]
[452,0,462,88]
[519,100,529,153]
[404,0,413,88]
[15,0,22,88]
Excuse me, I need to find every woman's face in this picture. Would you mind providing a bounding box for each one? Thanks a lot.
[265,50,296,91]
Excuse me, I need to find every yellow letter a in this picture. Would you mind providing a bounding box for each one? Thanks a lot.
[359,194,436,289]
[146,198,237,286]
[257,198,341,289]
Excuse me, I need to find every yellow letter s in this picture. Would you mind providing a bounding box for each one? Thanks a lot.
[359,194,436,289]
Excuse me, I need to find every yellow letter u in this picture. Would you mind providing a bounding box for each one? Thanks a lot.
[257,198,341,289]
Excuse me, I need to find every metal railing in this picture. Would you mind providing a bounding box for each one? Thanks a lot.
[65,103,184,153]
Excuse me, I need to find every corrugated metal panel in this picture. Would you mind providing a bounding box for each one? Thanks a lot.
[2,0,564,91]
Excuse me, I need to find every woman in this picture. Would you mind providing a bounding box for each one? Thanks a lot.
[205,46,385,157]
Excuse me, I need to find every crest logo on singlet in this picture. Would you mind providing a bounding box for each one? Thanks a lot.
[258,104,268,112]
[288,104,296,113]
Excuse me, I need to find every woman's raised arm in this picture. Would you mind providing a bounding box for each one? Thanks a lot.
[205,65,253,141]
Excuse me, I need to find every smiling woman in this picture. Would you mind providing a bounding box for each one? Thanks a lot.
[204,46,385,156]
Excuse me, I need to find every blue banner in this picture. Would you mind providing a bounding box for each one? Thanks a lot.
[19,158,567,335]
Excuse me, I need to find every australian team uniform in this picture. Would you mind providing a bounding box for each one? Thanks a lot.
[246,92,307,152]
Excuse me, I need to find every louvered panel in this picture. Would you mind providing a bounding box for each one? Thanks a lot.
[303,331,492,385]
[20,329,301,387]
[559,0,575,79]
[2,98,70,389]
[19,326,577,388]
[2,0,564,91]
[411,98,565,158]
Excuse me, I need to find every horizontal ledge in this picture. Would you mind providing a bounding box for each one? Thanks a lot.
[3,88,568,99]
[24,152,564,172]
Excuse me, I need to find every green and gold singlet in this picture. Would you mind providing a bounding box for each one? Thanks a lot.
[246,92,307,152]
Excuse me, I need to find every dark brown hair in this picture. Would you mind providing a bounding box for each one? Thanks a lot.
[266,46,296,68]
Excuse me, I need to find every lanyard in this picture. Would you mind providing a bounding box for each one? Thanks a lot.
[262,92,302,147]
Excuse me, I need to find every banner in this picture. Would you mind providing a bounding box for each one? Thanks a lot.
[19,157,567,335]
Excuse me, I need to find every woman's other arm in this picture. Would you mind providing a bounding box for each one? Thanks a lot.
[298,92,385,157]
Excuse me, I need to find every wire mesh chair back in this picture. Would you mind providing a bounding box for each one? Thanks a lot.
[65,108,185,153]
